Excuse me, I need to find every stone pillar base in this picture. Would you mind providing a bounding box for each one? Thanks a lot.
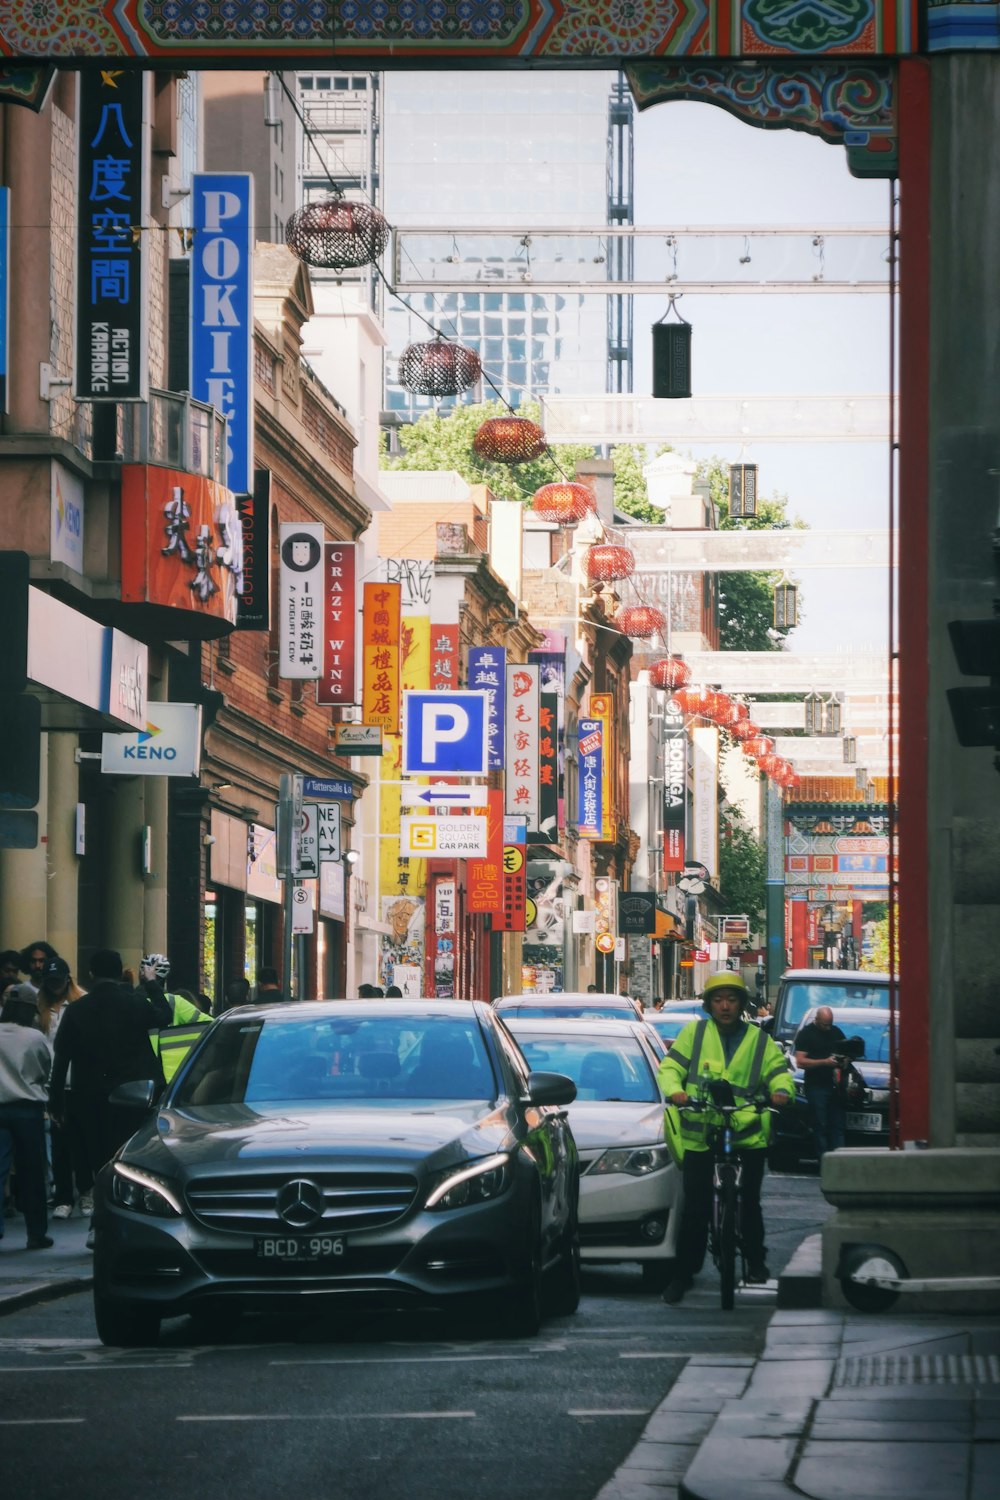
[821,1147,1000,1313]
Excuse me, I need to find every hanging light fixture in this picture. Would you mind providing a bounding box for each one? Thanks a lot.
[672,685,712,717]
[758,753,783,777]
[731,718,760,743]
[472,414,546,465]
[616,604,666,639]
[585,542,635,585]
[743,735,775,759]
[530,481,596,525]
[397,336,482,397]
[774,577,798,630]
[652,295,692,399]
[285,196,390,269]
[729,463,758,520]
[842,735,857,764]
[649,656,691,691]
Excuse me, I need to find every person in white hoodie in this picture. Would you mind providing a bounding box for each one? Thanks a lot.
[0,992,53,1250]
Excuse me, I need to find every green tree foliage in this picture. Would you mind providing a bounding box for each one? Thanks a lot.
[612,443,669,522]
[718,807,766,934]
[380,400,595,504]
[696,457,805,652]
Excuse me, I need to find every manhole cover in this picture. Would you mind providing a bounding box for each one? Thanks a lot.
[834,1353,1000,1388]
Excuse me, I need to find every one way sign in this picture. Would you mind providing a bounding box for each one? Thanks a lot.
[316,802,342,862]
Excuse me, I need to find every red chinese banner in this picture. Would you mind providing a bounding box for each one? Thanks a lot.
[361,581,401,733]
[468,788,504,914]
[121,464,241,628]
[318,541,357,706]
[538,691,559,842]
[430,624,460,692]
[505,663,539,831]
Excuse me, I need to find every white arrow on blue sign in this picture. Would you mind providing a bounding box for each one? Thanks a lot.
[402,691,490,776]
[401,783,487,807]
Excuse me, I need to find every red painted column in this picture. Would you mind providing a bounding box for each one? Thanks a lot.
[896,58,932,1143]
[791,900,809,969]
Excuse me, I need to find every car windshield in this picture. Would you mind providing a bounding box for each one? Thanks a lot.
[647,1015,692,1039]
[500,1002,634,1019]
[172,1016,497,1106]
[824,1017,893,1063]
[781,982,888,1032]
[510,1032,659,1103]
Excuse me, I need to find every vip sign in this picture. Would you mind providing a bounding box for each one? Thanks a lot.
[467,646,506,769]
[279,523,324,679]
[318,541,357,705]
[505,663,539,830]
[361,581,401,733]
[190,174,254,494]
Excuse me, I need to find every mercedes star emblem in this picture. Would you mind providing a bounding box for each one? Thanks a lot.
[275,1177,325,1230]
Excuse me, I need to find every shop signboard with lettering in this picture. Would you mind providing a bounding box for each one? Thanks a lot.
[467,646,506,769]
[505,663,539,830]
[120,465,242,630]
[234,469,270,631]
[361,582,401,733]
[279,522,324,678]
[318,540,357,705]
[190,173,254,493]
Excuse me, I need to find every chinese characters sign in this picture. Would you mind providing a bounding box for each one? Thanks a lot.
[468,788,505,915]
[76,70,146,401]
[505,663,539,830]
[190,173,254,494]
[279,522,324,678]
[494,817,527,934]
[362,581,401,733]
[318,541,357,706]
[589,692,613,841]
[121,465,242,628]
[431,625,459,692]
[577,718,603,840]
[467,646,506,769]
[538,692,559,843]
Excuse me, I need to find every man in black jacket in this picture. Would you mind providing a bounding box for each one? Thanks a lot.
[49,949,167,1190]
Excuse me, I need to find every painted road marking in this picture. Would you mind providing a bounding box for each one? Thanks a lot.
[178,1412,476,1422]
[271,1353,537,1367]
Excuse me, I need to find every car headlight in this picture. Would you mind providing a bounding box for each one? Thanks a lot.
[588,1145,672,1177]
[866,1088,890,1104]
[111,1162,183,1218]
[425,1153,511,1211]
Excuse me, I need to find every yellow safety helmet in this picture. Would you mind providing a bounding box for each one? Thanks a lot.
[701,970,751,1010]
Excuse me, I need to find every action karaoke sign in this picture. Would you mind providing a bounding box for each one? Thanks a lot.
[76,70,146,401]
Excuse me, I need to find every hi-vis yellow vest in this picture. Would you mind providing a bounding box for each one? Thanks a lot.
[658,1018,795,1161]
[152,995,211,1083]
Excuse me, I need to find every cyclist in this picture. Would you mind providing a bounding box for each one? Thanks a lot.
[657,972,794,1305]
[137,955,210,1082]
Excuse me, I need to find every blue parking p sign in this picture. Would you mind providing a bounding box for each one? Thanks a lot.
[402,691,489,776]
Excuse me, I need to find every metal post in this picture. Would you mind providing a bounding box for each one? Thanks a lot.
[764,778,785,1006]
[277,773,300,1002]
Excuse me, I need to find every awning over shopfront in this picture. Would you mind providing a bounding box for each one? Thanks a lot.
[27,586,148,732]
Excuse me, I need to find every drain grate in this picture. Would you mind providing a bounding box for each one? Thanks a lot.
[834,1353,1000,1388]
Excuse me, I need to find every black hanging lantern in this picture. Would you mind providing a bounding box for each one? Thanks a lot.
[773,579,798,630]
[651,297,691,399]
[729,463,758,520]
[285,197,390,270]
[398,336,482,397]
[842,735,857,764]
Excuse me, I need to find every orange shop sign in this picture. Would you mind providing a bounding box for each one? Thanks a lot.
[361,581,401,734]
[121,465,241,629]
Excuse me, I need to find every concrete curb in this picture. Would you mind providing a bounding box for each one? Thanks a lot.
[0,1275,93,1317]
[776,1232,823,1309]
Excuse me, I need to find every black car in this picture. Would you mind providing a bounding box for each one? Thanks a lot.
[92,1001,580,1346]
[768,1006,895,1169]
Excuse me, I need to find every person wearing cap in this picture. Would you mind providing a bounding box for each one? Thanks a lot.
[135,955,210,1084]
[657,971,794,1305]
[0,990,54,1250]
[36,958,90,1221]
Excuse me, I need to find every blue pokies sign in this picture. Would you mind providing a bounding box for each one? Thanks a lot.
[190,173,254,495]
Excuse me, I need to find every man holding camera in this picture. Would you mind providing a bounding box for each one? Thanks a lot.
[793,1005,850,1158]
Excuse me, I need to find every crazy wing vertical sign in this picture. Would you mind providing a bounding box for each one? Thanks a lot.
[318,541,357,705]
[190,173,254,495]
[279,523,324,679]
[362,581,401,734]
[578,718,603,840]
[467,646,506,768]
[663,695,687,873]
[505,663,539,832]
[76,70,146,402]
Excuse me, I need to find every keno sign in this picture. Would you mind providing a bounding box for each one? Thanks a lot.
[190,174,254,495]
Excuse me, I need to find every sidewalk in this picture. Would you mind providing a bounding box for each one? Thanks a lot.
[594,1237,1000,1500]
[0,1208,94,1314]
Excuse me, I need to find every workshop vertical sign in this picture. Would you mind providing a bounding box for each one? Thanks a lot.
[318,540,357,706]
[76,70,146,401]
[190,173,254,495]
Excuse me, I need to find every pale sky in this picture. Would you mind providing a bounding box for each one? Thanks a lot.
[631,99,892,653]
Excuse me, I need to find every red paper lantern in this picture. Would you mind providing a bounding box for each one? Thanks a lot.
[783,772,801,792]
[585,543,635,584]
[735,700,751,721]
[731,719,760,742]
[472,415,547,465]
[531,481,596,524]
[616,605,666,639]
[758,753,782,778]
[743,736,775,759]
[672,686,712,717]
[398,337,482,397]
[285,197,389,269]
[649,656,691,691]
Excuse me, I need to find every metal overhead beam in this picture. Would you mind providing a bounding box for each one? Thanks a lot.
[624,528,890,572]
[541,394,893,445]
[673,652,893,694]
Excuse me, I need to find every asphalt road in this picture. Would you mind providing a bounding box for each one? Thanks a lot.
[0,1171,831,1500]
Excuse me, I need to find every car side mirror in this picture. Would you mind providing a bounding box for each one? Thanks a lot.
[526,1071,577,1107]
[109,1078,159,1112]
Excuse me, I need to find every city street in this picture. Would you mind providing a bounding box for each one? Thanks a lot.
[0,1174,828,1500]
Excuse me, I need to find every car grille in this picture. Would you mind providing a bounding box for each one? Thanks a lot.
[186,1170,419,1234]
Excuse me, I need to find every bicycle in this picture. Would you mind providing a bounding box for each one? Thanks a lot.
[680,1079,774,1311]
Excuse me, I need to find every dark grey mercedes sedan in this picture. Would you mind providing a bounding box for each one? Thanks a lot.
[92,1001,580,1346]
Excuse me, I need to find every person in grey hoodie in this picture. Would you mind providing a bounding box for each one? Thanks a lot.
[0,993,53,1249]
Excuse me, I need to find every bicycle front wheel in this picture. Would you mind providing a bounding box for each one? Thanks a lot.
[717,1173,738,1311]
